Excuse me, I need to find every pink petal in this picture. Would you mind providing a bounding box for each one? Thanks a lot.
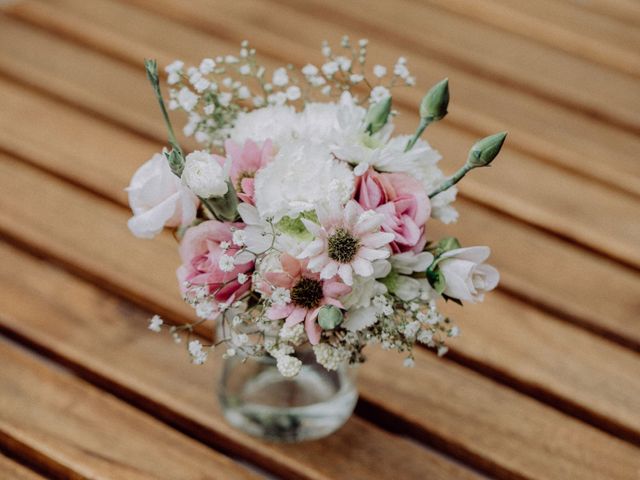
[285,307,307,327]
[267,304,294,320]
[305,309,322,345]
[280,253,302,278]
[323,280,351,298]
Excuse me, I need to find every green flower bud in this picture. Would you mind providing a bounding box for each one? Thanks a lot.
[365,96,392,134]
[317,305,344,330]
[164,147,184,177]
[466,132,507,168]
[419,78,449,121]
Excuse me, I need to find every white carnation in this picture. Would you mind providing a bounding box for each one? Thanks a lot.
[229,105,297,146]
[254,140,355,222]
[181,150,229,198]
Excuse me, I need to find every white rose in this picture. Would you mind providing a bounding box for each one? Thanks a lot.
[181,150,229,198]
[126,153,198,239]
[438,247,499,303]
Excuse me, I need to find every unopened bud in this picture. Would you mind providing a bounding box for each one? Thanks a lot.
[466,132,507,168]
[419,78,449,121]
[318,305,344,330]
[365,96,392,134]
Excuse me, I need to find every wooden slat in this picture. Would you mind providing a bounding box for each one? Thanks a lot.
[124,0,640,134]
[0,454,44,480]
[0,250,481,480]
[0,31,639,351]
[0,340,259,480]
[412,0,640,78]
[565,0,640,27]
[1,14,639,275]
[1,243,639,480]
[20,0,640,202]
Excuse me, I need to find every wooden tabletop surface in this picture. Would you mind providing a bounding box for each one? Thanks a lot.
[0,1,639,479]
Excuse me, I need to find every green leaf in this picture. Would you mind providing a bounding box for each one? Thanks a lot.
[426,267,446,294]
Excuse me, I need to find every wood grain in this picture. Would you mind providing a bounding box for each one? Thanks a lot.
[1,35,639,350]
[0,339,260,480]
[3,4,639,273]
[1,241,639,479]
[0,245,480,480]
[0,454,44,480]
[12,0,640,202]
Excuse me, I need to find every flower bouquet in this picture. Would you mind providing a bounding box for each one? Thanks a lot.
[127,37,505,441]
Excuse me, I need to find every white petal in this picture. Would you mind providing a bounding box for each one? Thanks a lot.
[439,246,490,263]
[354,212,385,235]
[320,262,339,279]
[358,247,390,261]
[352,257,374,277]
[361,231,395,249]
[343,306,378,331]
[298,239,324,258]
[338,263,353,285]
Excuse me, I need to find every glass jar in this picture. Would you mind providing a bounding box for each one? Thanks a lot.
[217,345,358,442]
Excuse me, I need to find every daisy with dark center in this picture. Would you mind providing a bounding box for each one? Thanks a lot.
[264,253,351,344]
[299,200,395,285]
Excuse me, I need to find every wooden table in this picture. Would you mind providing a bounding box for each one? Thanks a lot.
[0,1,638,478]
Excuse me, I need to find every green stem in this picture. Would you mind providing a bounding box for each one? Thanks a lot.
[428,164,472,199]
[404,117,431,152]
[144,59,181,154]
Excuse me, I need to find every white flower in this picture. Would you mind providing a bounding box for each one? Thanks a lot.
[165,60,184,74]
[299,201,394,286]
[350,74,364,83]
[237,86,251,99]
[286,85,301,101]
[322,61,339,76]
[254,140,355,222]
[239,64,251,75]
[279,323,305,344]
[271,287,291,305]
[225,55,239,64]
[189,340,208,365]
[237,273,248,284]
[218,254,235,272]
[438,247,499,303]
[177,87,198,111]
[199,58,216,74]
[294,93,366,149]
[148,315,163,332]
[181,150,229,198]
[370,85,391,103]
[373,64,387,78]
[313,343,350,371]
[195,301,216,319]
[230,105,297,146]
[302,64,318,76]
[341,260,390,309]
[232,229,246,246]
[403,357,415,368]
[203,104,215,115]
[126,153,198,238]
[272,67,289,86]
[218,92,232,107]
[193,78,210,93]
[335,56,352,71]
[276,355,302,377]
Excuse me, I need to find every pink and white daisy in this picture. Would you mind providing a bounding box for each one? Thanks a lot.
[225,139,274,205]
[298,200,395,285]
[264,253,351,345]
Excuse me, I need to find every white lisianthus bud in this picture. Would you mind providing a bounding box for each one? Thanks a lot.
[438,246,499,303]
[181,150,229,198]
[126,153,198,239]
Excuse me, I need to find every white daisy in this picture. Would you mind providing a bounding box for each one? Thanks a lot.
[298,200,394,285]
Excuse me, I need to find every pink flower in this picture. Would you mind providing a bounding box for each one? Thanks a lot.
[225,139,274,204]
[177,220,254,311]
[355,168,430,253]
[264,253,351,345]
[298,200,395,286]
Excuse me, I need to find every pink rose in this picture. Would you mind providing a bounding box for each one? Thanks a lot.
[225,139,274,205]
[177,220,253,309]
[355,168,430,253]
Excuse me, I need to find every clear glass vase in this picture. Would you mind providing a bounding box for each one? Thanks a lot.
[217,345,358,442]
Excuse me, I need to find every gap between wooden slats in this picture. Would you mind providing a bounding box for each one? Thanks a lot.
[1,240,639,480]
[0,150,639,453]
[0,6,639,350]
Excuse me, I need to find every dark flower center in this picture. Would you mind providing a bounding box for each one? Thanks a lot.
[327,228,359,263]
[290,277,324,309]
[236,170,255,192]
